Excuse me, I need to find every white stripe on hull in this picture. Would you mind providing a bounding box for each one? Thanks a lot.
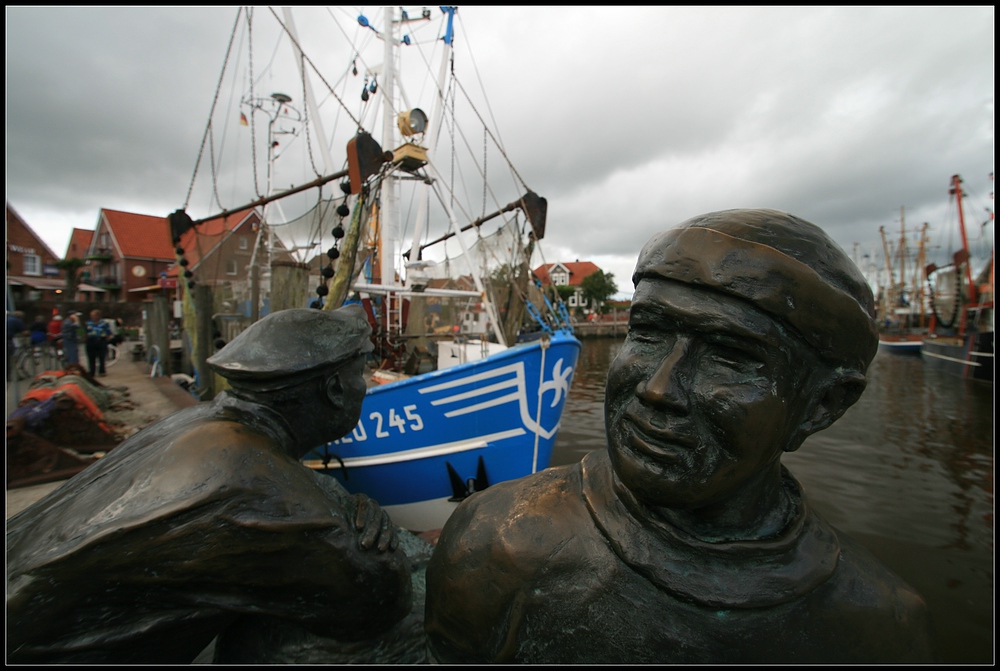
[922,349,981,367]
[303,428,526,469]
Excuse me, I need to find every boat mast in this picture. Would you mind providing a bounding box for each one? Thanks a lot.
[879,225,894,321]
[898,206,907,311]
[950,174,977,303]
[380,6,397,286]
[409,7,456,262]
[916,222,929,328]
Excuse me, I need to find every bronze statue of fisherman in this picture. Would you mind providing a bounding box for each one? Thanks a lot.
[425,209,933,663]
[7,307,412,664]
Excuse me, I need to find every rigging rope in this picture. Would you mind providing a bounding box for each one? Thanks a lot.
[454,77,529,193]
[298,47,322,179]
[183,7,243,210]
[207,124,225,211]
[482,126,488,219]
[267,7,363,131]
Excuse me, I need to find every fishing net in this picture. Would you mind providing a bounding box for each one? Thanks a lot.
[268,198,344,264]
[402,217,552,346]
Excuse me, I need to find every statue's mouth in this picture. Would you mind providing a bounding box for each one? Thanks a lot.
[620,411,694,462]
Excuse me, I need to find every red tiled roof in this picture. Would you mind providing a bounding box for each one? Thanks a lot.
[101,209,174,260]
[533,261,601,287]
[166,208,259,277]
[65,228,94,260]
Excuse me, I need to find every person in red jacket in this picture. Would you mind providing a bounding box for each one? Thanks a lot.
[47,313,63,349]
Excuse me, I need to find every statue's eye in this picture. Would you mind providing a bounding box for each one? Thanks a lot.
[707,343,763,372]
[627,323,663,343]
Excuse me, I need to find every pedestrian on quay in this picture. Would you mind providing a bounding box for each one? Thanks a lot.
[47,312,63,348]
[85,309,111,375]
[29,316,48,346]
[110,317,127,346]
[62,312,81,365]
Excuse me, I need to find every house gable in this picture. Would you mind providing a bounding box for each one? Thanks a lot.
[533,261,601,287]
[85,209,175,302]
[6,202,62,278]
[166,209,268,286]
[183,209,260,272]
[98,209,174,260]
[65,228,95,260]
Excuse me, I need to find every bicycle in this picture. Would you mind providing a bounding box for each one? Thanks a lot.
[14,343,62,381]
[106,342,122,368]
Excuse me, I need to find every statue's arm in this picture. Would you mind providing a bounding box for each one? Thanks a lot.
[227,484,411,640]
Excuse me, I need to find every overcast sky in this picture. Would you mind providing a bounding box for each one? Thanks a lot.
[6,6,994,297]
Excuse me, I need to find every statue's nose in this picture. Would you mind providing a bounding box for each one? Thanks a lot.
[636,337,692,412]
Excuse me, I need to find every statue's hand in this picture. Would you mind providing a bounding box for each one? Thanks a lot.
[353,493,398,552]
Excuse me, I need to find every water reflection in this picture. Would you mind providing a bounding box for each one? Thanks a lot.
[551,338,993,663]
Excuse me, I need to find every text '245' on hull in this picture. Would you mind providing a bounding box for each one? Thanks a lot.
[303,331,581,531]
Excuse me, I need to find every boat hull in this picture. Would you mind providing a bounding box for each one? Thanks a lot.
[878,333,925,356]
[303,331,582,530]
[921,333,994,382]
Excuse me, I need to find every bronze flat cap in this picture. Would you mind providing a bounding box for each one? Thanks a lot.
[208,305,373,386]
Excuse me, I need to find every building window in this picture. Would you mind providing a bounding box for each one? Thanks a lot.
[23,254,41,276]
[569,294,577,306]
[239,236,249,250]
[226,259,238,275]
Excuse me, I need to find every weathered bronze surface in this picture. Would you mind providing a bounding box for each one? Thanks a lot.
[425,209,933,663]
[7,307,413,664]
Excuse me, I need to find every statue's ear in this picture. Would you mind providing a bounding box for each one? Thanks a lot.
[787,369,866,452]
[325,372,344,408]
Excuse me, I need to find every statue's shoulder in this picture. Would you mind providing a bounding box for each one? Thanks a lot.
[828,530,927,611]
[427,460,606,663]
[436,460,593,562]
[146,410,308,483]
[810,527,933,661]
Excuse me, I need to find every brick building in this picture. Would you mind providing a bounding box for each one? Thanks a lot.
[164,208,264,287]
[6,202,105,305]
[83,209,176,303]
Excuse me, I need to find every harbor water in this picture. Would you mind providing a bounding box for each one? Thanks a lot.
[550,337,993,664]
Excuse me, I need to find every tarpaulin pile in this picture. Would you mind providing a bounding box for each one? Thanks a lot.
[6,365,138,488]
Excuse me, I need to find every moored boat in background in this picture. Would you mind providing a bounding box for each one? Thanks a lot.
[920,174,993,382]
[877,208,930,356]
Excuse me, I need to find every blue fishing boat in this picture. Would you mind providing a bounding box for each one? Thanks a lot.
[289,6,582,530]
[304,330,580,530]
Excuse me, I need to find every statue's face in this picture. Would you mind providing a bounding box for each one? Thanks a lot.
[324,354,369,439]
[605,278,817,510]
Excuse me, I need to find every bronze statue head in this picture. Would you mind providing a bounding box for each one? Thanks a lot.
[606,209,877,527]
[208,306,374,455]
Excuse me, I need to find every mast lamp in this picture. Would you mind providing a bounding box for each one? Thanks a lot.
[397,108,428,136]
